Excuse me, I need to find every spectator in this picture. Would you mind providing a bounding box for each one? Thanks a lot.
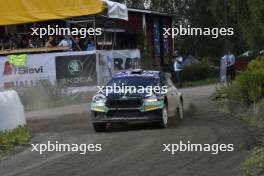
[9,32,18,44]
[58,36,68,47]
[220,56,227,83]
[45,36,56,48]
[86,38,96,51]
[28,38,35,48]
[35,37,44,48]
[223,50,236,85]
[72,36,82,51]
[0,39,4,50]
[4,39,13,50]
[18,39,28,49]
[58,36,73,51]
[173,50,184,88]
[16,34,23,47]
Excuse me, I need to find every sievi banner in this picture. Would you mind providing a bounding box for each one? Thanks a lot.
[0,53,56,90]
[0,50,141,89]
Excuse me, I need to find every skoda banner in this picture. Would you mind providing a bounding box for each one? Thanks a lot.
[55,54,97,87]
[0,50,140,89]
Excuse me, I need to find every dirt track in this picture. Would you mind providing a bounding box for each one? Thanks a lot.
[0,85,257,176]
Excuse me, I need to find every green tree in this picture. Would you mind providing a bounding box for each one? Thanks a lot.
[115,0,263,56]
[211,0,264,51]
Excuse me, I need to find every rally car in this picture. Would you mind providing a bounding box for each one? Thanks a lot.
[90,69,183,132]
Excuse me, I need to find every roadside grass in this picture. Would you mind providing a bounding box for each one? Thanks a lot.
[242,115,264,129]
[212,57,264,176]
[243,145,264,176]
[214,90,264,176]
[0,126,31,158]
[242,101,264,176]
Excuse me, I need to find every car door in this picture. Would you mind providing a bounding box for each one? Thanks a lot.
[160,74,178,116]
[166,76,179,116]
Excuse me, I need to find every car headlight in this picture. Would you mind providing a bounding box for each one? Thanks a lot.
[92,94,106,104]
[144,95,158,103]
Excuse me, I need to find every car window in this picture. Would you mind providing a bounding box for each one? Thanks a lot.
[107,77,159,88]
[160,74,173,86]
[160,76,167,86]
[166,77,174,87]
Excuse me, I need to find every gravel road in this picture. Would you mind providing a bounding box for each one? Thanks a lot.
[0,85,256,176]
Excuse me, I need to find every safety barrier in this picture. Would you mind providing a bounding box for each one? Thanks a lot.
[0,90,26,131]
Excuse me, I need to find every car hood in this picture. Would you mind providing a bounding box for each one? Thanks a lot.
[106,93,147,100]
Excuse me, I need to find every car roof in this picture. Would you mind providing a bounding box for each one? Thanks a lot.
[113,69,160,79]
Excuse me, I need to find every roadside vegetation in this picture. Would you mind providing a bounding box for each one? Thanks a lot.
[181,58,219,88]
[0,126,31,158]
[244,146,264,176]
[212,56,264,176]
[181,77,218,88]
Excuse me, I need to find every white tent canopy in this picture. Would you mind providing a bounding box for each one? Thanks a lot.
[104,0,128,21]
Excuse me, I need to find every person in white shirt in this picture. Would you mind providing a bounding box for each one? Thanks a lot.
[173,51,184,88]
[220,56,227,83]
[224,51,236,84]
[58,36,72,50]
[45,36,56,48]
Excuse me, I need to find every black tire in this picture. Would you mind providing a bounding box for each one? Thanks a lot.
[159,104,168,128]
[93,123,107,132]
[177,100,184,120]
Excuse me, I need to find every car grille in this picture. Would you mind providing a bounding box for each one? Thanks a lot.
[106,99,142,109]
[107,110,142,117]
[106,110,159,118]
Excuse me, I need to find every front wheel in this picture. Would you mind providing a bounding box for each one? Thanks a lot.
[93,123,107,132]
[177,100,184,120]
[159,105,168,128]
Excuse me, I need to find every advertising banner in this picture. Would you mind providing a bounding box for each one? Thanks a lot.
[162,19,169,65]
[153,19,161,58]
[0,49,141,89]
[0,53,56,90]
[97,51,114,85]
[113,50,141,72]
[55,54,97,87]
[97,49,141,85]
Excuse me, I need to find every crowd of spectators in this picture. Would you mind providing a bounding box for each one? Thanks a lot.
[0,33,96,51]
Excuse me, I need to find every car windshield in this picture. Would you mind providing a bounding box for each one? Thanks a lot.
[107,76,159,88]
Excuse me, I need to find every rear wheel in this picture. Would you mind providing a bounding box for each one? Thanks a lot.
[93,123,107,132]
[178,100,184,120]
[159,105,168,128]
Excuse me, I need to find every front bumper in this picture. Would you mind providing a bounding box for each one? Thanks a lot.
[92,116,161,123]
[92,110,162,123]
[91,100,164,123]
